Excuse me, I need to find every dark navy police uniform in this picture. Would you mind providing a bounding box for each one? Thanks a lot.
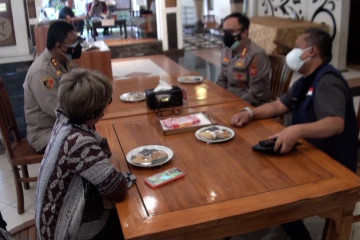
[280,63,358,172]
[280,63,357,240]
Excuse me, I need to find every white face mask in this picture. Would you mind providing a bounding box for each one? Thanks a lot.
[286,47,312,72]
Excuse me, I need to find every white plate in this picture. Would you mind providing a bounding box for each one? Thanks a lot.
[195,125,235,143]
[126,145,174,167]
[178,75,204,84]
[120,92,146,102]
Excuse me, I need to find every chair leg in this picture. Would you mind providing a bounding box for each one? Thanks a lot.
[321,219,337,240]
[12,166,25,214]
[21,165,30,190]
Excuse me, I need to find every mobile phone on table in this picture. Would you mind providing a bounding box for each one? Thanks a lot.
[145,167,185,188]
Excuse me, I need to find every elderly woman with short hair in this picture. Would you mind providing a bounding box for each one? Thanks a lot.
[35,69,129,240]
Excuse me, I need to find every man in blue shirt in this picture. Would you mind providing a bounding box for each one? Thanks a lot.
[59,0,86,36]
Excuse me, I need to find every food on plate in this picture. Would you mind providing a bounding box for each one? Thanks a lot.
[151,151,168,161]
[198,130,216,140]
[162,114,201,129]
[198,126,233,140]
[215,129,232,139]
[131,149,168,164]
[131,154,152,164]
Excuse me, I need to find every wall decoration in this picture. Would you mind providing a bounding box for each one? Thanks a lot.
[260,0,338,40]
[0,16,12,40]
[0,0,16,47]
[310,0,337,40]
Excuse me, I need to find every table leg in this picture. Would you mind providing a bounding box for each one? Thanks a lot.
[93,25,97,41]
[320,204,356,240]
[124,22,127,38]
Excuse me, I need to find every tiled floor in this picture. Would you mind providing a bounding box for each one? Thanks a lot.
[183,33,223,51]
[1,30,360,238]
[0,152,39,230]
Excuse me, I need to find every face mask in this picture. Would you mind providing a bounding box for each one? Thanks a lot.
[222,30,242,50]
[285,47,311,72]
[67,42,82,59]
[60,50,72,61]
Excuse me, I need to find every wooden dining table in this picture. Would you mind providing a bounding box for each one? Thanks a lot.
[97,73,360,240]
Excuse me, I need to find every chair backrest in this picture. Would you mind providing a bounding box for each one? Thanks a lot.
[141,14,156,33]
[268,54,294,100]
[357,99,360,144]
[1,210,37,240]
[0,77,21,159]
[9,219,37,240]
[203,14,217,29]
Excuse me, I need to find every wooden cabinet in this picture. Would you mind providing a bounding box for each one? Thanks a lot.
[75,41,113,81]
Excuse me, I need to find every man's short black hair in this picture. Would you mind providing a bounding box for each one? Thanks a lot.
[303,27,332,63]
[224,12,250,30]
[46,21,75,50]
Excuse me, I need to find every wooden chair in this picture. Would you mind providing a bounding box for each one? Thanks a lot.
[321,100,360,239]
[9,219,37,240]
[356,98,360,172]
[0,78,43,214]
[1,211,37,240]
[357,99,360,144]
[268,54,294,100]
[273,40,292,55]
[203,15,217,32]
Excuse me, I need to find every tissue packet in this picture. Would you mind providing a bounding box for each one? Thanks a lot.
[145,86,183,110]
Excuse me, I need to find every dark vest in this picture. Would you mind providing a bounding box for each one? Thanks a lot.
[291,64,358,172]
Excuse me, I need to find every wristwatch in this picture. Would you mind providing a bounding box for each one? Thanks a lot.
[241,107,253,119]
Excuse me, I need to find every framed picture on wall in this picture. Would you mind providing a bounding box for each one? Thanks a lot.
[0,0,16,47]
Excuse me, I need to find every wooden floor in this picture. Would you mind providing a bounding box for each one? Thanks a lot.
[190,48,222,66]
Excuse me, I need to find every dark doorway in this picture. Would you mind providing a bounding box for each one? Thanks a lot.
[347,0,360,64]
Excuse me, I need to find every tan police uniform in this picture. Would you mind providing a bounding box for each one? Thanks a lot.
[23,48,76,152]
[216,39,271,106]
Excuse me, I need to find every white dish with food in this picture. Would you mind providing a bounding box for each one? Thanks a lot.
[195,125,235,143]
[126,145,174,167]
[120,92,146,102]
[177,75,204,84]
